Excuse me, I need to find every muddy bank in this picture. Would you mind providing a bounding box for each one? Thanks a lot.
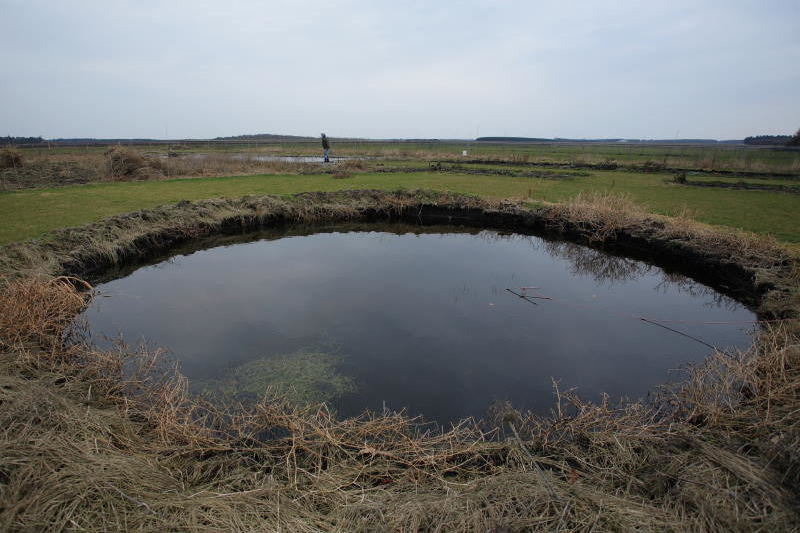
[1,190,794,318]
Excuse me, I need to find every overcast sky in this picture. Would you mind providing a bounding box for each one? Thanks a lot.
[1,0,798,140]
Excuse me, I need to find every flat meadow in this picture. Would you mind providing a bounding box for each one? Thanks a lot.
[1,140,799,245]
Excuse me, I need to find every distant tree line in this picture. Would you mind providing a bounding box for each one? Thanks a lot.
[744,135,792,146]
[50,138,160,144]
[477,137,554,142]
[214,133,314,141]
[1,136,44,145]
[788,129,800,147]
[476,137,741,144]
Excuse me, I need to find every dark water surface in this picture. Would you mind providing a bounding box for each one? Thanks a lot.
[82,225,755,424]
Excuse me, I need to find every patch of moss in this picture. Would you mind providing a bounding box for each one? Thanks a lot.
[197,351,357,406]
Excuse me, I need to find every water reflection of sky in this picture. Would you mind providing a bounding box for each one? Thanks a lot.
[83,228,755,424]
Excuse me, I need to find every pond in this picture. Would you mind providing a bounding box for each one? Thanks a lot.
[81,224,755,424]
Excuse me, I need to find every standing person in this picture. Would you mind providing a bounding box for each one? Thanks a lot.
[321,133,330,163]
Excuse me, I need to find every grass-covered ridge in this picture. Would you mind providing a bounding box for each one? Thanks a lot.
[1,190,799,531]
[2,166,800,245]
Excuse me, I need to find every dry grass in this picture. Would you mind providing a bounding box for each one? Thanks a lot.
[1,190,800,531]
[334,159,367,172]
[0,276,88,351]
[549,191,789,265]
[0,146,24,169]
[105,145,160,179]
[545,191,648,242]
[2,149,342,189]
[156,154,320,178]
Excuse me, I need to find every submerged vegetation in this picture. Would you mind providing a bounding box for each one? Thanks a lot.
[197,351,357,406]
[1,190,799,530]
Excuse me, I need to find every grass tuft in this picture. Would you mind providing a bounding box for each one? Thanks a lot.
[546,191,647,241]
[0,146,24,169]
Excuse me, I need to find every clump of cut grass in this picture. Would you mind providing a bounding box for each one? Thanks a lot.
[0,158,105,191]
[104,145,157,179]
[336,159,367,171]
[596,157,618,170]
[0,275,88,351]
[129,166,164,180]
[0,146,24,169]
[641,160,666,172]
[546,191,647,242]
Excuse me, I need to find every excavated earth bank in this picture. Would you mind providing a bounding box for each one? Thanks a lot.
[1,190,799,532]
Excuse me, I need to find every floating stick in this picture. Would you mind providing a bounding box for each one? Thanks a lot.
[508,288,551,300]
[639,316,721,352]
[505,288,538,305]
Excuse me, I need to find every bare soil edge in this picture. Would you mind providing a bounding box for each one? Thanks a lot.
[1,189,799,532]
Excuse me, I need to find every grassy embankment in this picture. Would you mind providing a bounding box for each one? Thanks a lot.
[1,190,799,531]
[1,168,799,245]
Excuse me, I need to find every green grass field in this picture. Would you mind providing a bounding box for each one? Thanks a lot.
[2,169,799,245]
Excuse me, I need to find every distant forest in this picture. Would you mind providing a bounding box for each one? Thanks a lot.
[214,133,315,141]
[1,136,44,145]
[50,138,161,144]
[5,133,798,146]
[744,135,792,146]
[476,137,742,144]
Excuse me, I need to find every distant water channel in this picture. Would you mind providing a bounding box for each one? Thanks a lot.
[82,225,755,424]
[177,153,360,163]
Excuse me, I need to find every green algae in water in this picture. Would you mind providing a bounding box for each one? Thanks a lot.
[197,351,357,406]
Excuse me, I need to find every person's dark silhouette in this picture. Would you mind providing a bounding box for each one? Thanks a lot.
[321,133,330,163]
